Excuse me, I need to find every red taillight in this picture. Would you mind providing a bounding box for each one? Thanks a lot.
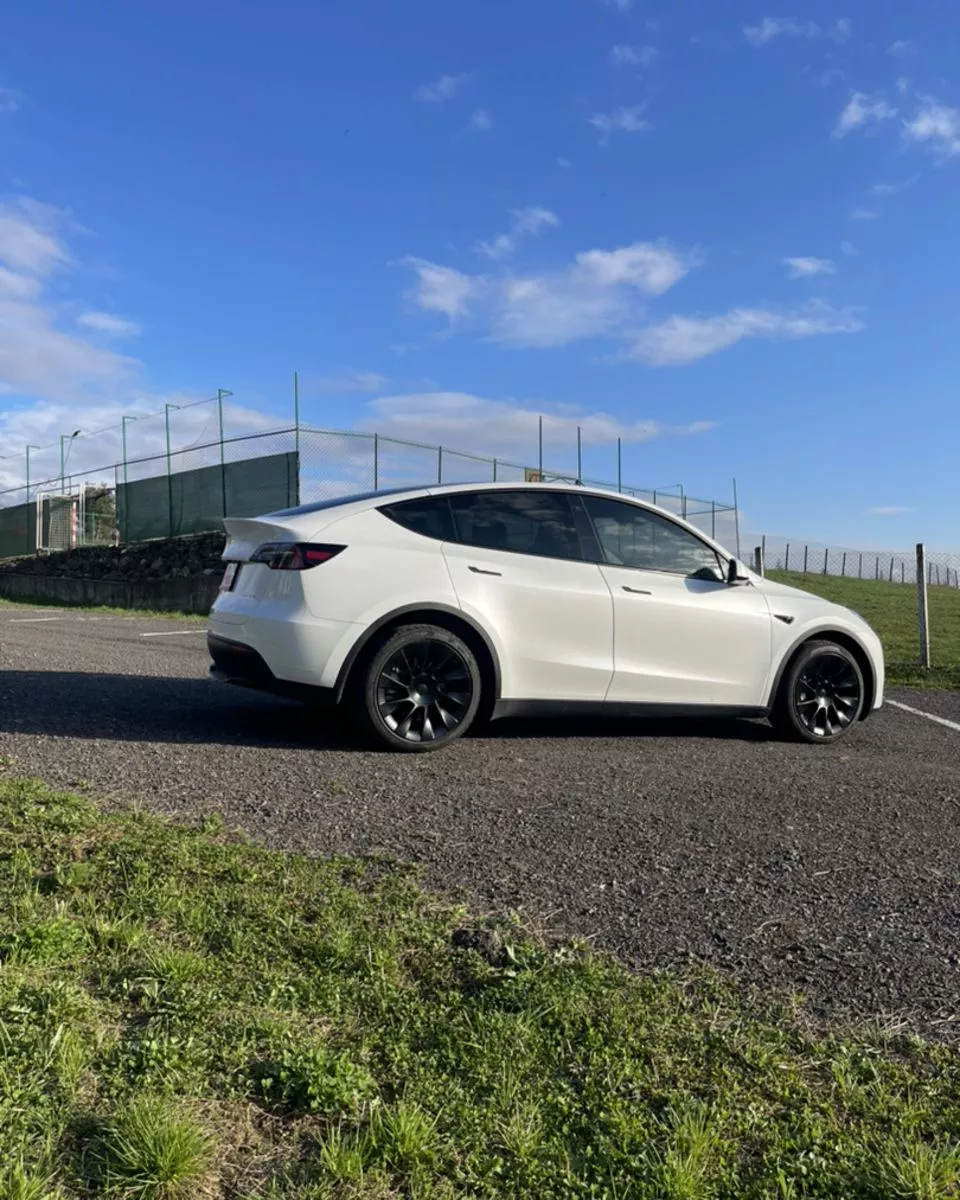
[250,542,345,570]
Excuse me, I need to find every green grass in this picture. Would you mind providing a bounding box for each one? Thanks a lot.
[768,570,960,687]
[3,775,960,1198]
[0,595,205,622]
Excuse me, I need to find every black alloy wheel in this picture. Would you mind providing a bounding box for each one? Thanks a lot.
[774,639,864,743]
[356,624,482,752]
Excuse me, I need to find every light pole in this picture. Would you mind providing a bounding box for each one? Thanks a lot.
[60,430,81,492]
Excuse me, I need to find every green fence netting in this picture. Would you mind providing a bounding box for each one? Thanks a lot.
[117,452,299,543]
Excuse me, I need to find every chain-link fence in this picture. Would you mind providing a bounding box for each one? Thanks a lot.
[748,532,960,679]
[1,400,738,553]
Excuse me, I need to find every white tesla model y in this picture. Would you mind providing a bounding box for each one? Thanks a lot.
[208,483,884,752]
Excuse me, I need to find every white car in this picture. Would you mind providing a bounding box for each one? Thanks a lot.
[208,482,884,752]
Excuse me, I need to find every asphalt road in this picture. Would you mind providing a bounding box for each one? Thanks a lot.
[2,606,959,1037]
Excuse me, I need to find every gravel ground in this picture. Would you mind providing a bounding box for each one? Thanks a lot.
[2,607,959,1037]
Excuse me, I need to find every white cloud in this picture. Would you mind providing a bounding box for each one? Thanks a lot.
[902,98,960,158]
[833,92,897,138]
[415,73,471,103]
[887,39,915,56]
[403,258,477,319]
[867,505,913,515]
[0,87,22,114]
[602,0,633,10]
[557,157,572,169]
[77,311,142,338]
[784,256,836,279]
[840,240,858,256]
[611,45,659,67]
[358,392,714,460]
[308,370,390,394]
[475,206,559,260]
[589,106,648,139]
[849,207,879,220]
[404,240,698,348]
[744,17,849,46]
[0,198,138,403]
[0,265,40,299]
[469,108,492,132]
[626,302,863,366]
[0,199,72,275]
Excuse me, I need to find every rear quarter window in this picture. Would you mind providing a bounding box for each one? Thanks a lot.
[380,497,456,541]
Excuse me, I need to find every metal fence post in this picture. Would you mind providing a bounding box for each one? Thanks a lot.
[617,438,622,493]
[784,543,790,571]
[754,544,765,577]
[373,433,379,491]
[437,445,443,485]
[916,543,931,668]
[576,425,582,484]
[732,477,741,559]
[711,500,716,539]
[875,556,880,581]
[761,533,766,568]
[936,563,941,586]
[858,552,863,579]
[841,551,847,576]
[889,557,894,583]
[538,416,543,477]
[493,457,498,482]
[803,545,809,573]
[823,548,829,575]
[901,562,905,584]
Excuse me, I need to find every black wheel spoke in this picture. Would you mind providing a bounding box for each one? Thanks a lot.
[375,638,474,745]
[792,651,861,740]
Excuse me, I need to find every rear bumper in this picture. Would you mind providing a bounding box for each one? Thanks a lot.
[207,634,333,706]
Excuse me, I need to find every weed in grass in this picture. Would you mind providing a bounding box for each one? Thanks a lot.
[251,1040,377,1117]
[89,1096,212,1198]
[0,1161,62,1200]
[870,1136,960,1200]
[649,1100,723,1200]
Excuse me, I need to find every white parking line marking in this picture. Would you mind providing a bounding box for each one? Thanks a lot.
[887,699,960,733]
[140,629,207,638]
[8,617,63,623]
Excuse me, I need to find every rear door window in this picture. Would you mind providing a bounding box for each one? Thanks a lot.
[448,491,584,560]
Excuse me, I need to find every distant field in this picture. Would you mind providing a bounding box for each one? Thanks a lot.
[768,569,960,687]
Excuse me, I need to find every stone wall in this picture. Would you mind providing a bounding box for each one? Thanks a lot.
[0,532,226,582]
[0,532,227,614]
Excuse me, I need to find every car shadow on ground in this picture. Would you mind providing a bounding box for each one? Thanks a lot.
[0,670,777,750]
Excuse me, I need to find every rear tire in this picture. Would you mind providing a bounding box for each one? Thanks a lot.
[772,639,864,744]
[352,624,482,752]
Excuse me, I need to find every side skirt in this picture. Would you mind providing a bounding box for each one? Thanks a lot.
[491,699,769,722]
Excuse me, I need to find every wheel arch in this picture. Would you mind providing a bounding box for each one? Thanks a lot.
[768,629,877,719]
[333,603,502,712]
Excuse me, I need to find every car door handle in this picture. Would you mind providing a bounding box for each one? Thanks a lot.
[622,585,652,595]
[469,565,502,576]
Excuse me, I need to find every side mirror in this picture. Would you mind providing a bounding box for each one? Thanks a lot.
[726,557,742,585]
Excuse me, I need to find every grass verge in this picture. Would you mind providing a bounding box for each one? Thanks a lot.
[0,594,205,621]
[2,776,960,1197]
[768,570,960,688]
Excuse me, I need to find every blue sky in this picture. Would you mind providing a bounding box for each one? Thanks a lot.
[1,0,958,546]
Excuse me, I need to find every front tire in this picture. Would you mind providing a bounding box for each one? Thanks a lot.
[773,640,864,744]
[353,624,481,752]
